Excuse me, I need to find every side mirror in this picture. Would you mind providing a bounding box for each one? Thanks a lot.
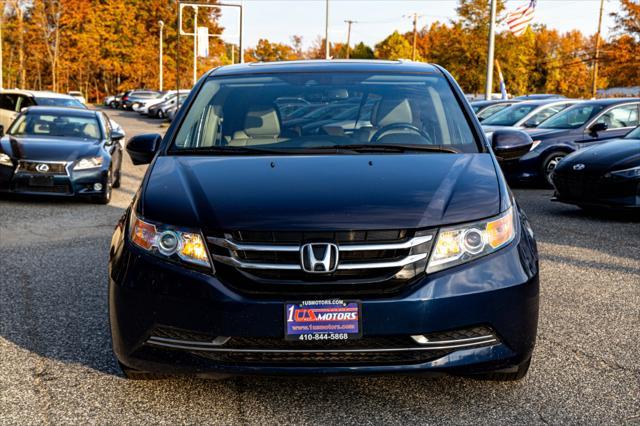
[111,129,125,141]
[491,129,533,161]
[522,119,539,128]
[126,133,162,165]
[588,122,607,135]
[0,125,4,138]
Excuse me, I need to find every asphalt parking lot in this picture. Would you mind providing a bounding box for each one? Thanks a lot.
[0,108,638,425]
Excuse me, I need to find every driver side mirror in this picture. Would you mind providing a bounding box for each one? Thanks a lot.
[111,129,125,142]
[491,129,533,161]
[588,122,607,135]
[126,133,162,165]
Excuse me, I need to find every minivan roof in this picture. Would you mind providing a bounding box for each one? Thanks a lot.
[210,60,440,77]
[24,106,98,117]
[0,89,76,99]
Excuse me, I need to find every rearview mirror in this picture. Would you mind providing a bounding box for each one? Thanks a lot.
[588,122,607,135]
[126,133,162,165]
[491,129,533,161]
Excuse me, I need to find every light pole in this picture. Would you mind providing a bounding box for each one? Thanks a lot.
[158,20,164,91]
[591,0,605,98]
[344,20,356,59]
[485,0,497,100]
[324,0,330,59]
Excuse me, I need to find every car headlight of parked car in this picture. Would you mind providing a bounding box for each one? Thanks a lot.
[0,153,12,167]
[73,156,103,170]
[608,166,640,179]
[130,211,211,268]
[530,140,542,151]
[427,206,516,274]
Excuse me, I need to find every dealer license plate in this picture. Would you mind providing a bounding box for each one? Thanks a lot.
[285,300,361,341]
[29,176,54,187]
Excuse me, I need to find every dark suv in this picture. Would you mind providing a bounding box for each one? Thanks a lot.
[110,60,539,380]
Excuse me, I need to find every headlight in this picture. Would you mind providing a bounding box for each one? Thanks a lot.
[0,153,12,167]
[74,156,103,170]
[130,211,211,268]
[427,207,517,274]
[609,166,640,179]
[530,140,542,151]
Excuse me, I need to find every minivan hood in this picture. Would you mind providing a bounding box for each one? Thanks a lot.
[0,136,100,161]
[141,154,501,231]
[525,128,572,139]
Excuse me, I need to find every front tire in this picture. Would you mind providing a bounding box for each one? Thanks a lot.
[157,110,165,119]
[541,151,566,187]
[118,362,166,380]
[466,357,532,381]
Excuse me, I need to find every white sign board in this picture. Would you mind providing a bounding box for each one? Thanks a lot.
[197,26,209,57]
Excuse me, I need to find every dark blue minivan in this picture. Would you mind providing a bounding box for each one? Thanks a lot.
[109,60,539,380]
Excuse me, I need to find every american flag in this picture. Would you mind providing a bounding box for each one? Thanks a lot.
[506,0,537,36]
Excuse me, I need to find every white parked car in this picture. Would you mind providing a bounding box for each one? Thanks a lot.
[0,90,85,130]
[68,91,87,105]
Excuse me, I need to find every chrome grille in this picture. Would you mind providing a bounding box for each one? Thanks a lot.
[206,229,435,296]
[16,160,69,176]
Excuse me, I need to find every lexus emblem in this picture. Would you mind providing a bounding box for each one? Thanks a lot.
[300,243,339,274]
[573,163,586,171]
[35,163,50,173]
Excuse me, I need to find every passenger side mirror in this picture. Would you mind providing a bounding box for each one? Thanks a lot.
[126,133,162,165]
[588,122,607,135]
[491,129,533,161]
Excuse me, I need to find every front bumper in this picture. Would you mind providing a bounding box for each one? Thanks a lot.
[109,223,539,377]
[552,174,640,209]
[0,166,109,197]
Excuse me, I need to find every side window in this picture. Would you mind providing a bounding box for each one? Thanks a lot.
[0,94,18,111]
[596,105,640,129]
[17,95,36,110]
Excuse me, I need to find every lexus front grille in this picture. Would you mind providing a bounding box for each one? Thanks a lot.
[15,160,69,176]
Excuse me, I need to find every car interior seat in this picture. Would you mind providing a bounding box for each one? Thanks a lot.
[229,106,284,146]
[352,98,413,143]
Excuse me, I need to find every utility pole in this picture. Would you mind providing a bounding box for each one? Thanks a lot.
[158,20,164,91]
[411,13,418,61]
[591,0,605,99]
[239,0,244,63]
[324,0,330,59]
[344,20,356,59]
[485,0,497,100]
[193,6,198,86]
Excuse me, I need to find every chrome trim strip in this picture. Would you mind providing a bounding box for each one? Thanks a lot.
[210,252,428,271]
[146,338,498,353]
[148,336,231,347]
[206,234,432,253]
[211,254,301,270]
[339,235,433,251]
[410,334,495,345]
[337,253,428,270]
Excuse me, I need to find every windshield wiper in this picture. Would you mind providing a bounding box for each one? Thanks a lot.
[171,146,300,155]
[313,144,460,154]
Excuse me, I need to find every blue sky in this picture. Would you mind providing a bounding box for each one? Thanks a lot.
[216,0,620,49]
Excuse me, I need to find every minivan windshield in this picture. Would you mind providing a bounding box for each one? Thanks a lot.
[171,72,480,153]
[9,112,102,139]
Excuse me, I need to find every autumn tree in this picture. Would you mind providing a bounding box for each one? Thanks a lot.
[244,38,298,62]
[375,31,412,60]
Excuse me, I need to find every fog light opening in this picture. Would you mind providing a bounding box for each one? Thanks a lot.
[93,183,103,191]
